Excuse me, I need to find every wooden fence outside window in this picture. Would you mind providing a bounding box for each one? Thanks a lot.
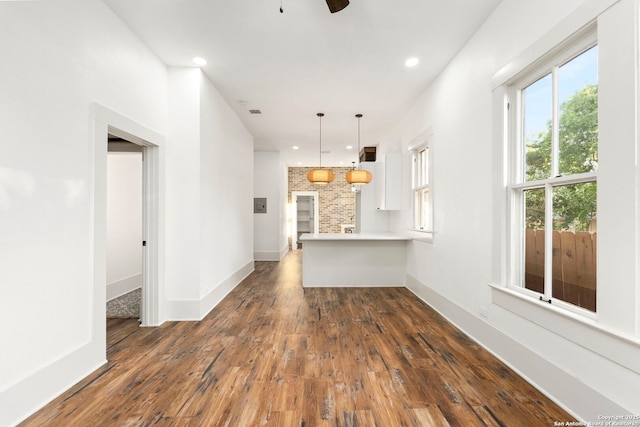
[524,229,597,312]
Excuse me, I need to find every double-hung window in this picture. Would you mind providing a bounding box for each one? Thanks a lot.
[508,32,598,313]
[412,138,432,233]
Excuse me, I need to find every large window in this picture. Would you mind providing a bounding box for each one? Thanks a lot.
[510,36,598,313]
[412,141,432,232]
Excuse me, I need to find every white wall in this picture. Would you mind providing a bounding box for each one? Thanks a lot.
[254,151,289,260]
[165,69,202,303]
[279,162,289,254]
[0,2,256,425]
[199,72,255,302]
[106,152,142,300]
[383,0,640,420]
[164,68,255,319]
[0,1,168,425]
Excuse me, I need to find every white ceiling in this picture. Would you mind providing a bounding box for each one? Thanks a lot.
[103,0,501,166]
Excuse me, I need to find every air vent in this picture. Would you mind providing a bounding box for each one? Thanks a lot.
[249,109,262,115]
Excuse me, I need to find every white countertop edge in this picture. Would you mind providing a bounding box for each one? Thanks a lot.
[299,232,411,241]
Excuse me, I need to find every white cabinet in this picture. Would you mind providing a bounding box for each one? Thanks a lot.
[375,153,402,210]
[355,162,389,233]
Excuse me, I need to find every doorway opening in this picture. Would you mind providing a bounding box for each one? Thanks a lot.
[92,103,164,361]
[291,191,319,249]
[106,137,143,321]
[104,125,161,328]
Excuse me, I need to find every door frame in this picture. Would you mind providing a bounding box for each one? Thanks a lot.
[291,191,319,247]
[91,103,164,340]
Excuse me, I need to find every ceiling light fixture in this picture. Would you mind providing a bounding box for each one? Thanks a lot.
[405,57,419,68]
[307,113,334,185]
[292,146,299,150]
[346,114,372,186]
[193,56,207,66]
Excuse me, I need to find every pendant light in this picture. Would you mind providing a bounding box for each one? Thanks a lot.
[307,112,334,185]
[350,162,359,192]
[346,113,372,185]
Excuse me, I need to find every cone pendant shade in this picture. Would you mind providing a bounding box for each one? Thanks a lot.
[307,112,334,185]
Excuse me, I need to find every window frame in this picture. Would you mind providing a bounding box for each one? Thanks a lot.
[505,28,598,317]
[489,0,640,377]
[410,132,433,235]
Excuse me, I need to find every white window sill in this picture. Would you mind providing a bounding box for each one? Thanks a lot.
[407,229,434,243]
[489,283,640,375]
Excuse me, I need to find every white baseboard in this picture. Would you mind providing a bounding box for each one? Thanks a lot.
[405,273,627,423]
[165,260,255,321]
[4,262,256,426]
[164,299,200,321]
[1,342,105,427]
[253,251,279,261]
[254,244,288,261]
[106,273,142,301]
[279,244,289,260]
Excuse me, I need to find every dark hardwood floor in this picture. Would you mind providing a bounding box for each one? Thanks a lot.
[21,250,573,426]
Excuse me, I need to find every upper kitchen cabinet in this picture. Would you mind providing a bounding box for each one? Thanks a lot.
[375,153,402,210]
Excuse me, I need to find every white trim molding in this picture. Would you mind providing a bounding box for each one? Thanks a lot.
[405,274,629,422]
[107,274,142,301]
[254,245,289,262]
[165,261,254,321]
[0,342,106,427]
[492,0,619,89]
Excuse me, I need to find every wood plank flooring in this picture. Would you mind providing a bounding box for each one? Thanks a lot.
[21,250,574,426]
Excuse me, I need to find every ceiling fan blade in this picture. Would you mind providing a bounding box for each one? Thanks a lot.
[325,0,349,13]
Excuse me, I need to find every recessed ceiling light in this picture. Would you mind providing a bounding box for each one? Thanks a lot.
[193,56,207,66]
[292,146,299,150]
[297,162,302,165]
[405,57,419,68]
[346,145,353,150]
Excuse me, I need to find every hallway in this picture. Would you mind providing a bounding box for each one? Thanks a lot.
[22,251,572,426]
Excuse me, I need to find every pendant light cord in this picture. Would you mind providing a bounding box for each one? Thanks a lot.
[356,113,363,167]
[318,112,324,167]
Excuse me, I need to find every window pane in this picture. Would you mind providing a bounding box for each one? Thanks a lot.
[413,146,431,231]
[420,188,430,230]
[414,188,429,230]
[418,148,428,187]
[552,182,597,311]
[558,46,598,176]
[524,188,545,293]
[414,190,420,229]
[523,74,552,181]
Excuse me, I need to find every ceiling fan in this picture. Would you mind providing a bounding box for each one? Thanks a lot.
[326,0,349,13]
[280,0,349,14]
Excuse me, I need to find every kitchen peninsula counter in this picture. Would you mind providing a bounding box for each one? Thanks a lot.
[299,233,410,287]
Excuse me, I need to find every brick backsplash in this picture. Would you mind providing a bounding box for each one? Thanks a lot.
[288,167,356,234]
